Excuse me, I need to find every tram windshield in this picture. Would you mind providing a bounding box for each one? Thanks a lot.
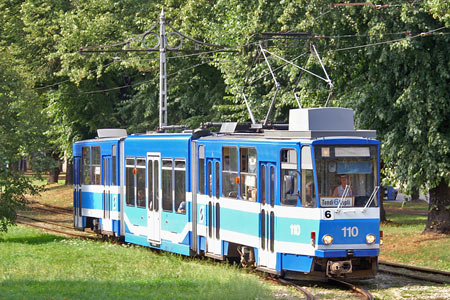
[314,145,378,208]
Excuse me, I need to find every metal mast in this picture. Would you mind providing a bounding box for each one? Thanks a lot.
[159,9,168,128]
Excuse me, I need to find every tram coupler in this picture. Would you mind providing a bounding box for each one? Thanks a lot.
[326,260,352,277]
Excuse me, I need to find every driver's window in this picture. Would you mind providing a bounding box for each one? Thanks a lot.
[281,149,298,206]
[301,146,316,208]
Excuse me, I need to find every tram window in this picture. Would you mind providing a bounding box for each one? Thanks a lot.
[240,147,257,201]
[260,165,266,205]
[112,145,117,185]
[215,161,220,199]
[301,146,316,208]
[222,146,238,198]
[126,157,135,206]
[136,158,146,208]
[92,146,101,185]
[175,160,186,214]
[270,166,275,206]
[281,149,298,206]
[199,145,205,195]
[154,160,159,211]
[82,147,91,185]
[208,161,212,197]
[162,159,173,211]
[148,160,153,210]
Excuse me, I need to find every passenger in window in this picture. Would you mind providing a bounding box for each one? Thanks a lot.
[138,191,145,203]
[332,175,354,197]
[177,201,186,214]
[303,182,314,207]
[247,186,257,201]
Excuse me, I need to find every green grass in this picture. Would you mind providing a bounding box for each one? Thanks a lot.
[0,226,285,300]
[380,212,450,272]
[383,200,429,211]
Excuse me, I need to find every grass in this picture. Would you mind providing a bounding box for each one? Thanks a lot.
[0,226,289,300]
[380,212,450,272]
[6,181,448,299]
[383,200,429,212]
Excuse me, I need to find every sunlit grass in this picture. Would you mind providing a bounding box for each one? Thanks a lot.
[0,226,286,299]
[380,212,450,272]
[383,200,428,211]
[28,182,72,209]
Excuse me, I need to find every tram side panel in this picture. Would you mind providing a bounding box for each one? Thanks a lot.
[73,139,122,237]
[192,137,381,279]
[122,134,192,256]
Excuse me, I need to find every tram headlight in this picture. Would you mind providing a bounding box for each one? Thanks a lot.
[322,234,334,245]
[366,234,376,244]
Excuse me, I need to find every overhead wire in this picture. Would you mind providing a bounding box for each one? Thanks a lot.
[33,60,119,91]
[79,26,448,95]
[333,26,448,52]
[80,58,224,94]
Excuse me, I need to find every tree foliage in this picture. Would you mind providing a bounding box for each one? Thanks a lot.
[0,0,449,232]
[0,51,45,232]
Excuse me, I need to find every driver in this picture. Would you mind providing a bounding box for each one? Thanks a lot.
[332,175,353,197]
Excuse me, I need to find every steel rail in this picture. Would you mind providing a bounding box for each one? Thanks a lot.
[28,200,73,213]
[17,214,76,231]
[378,261,450,284]
[30,206,73,216]
[17,220,98,240]
[329,278,374,300]
[277,278,316,300]
[379,261,450,277]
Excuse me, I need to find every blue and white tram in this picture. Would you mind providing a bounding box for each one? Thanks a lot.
[73,108,382,280]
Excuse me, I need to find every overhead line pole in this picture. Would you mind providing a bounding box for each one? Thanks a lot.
[160,9,167,128]
[79,8,237,131]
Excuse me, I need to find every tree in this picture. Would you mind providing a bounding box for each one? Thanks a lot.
[179,1,450,232]
[0,51,47,232]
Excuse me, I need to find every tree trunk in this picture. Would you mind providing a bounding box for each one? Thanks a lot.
[424,178,450,234]
[48,166,60,183]
[65,160,73,185]
[379,186,387,222]
[411,186,420,202]
[47,153,60,184]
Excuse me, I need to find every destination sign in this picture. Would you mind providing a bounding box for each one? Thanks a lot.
[320,197,354,207]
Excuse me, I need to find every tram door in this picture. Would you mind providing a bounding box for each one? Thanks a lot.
[102,156,112,232]
[73,157,83,230]
[206,158,221,255]
[147,154,161,244]
[259,162,277,269]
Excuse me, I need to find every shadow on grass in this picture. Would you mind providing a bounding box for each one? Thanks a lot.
[0,277,268,300]
[41,184,70,192]
[0,232,65,245]
[385,213,427,226]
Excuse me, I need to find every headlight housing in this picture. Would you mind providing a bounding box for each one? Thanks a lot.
[322,234,334,245]
[366,234,376,244]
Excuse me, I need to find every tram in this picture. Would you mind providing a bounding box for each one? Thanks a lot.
[73,107,381,280]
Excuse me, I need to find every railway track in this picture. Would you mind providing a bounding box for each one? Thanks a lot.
[16,218,97,240]
[17,204,98,240]
[379,260,450,284]
[328,278,374,300]
[20,201,447,299]
[277,278,316,300]
[28,200,73,215]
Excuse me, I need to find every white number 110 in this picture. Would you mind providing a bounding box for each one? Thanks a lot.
[342,226,359,237]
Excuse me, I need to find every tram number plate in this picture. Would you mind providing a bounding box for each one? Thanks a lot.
[323,209,334,220]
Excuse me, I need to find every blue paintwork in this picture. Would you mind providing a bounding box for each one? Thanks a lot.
[220,206,260,236]
[318,219,380,245]
[315,250,348,258]
[74,130,381,278]
[282,254,314,272]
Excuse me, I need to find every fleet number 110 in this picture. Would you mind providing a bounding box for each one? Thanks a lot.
[342,226,359,237]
